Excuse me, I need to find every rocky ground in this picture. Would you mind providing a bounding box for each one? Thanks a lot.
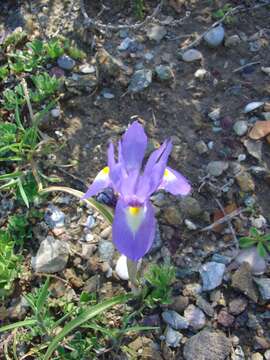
[1,0,270,359]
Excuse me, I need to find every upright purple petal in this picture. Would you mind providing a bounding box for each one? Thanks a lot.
[136,140,173,200]
[107,142,116,169]
[143,140,168,175]
[112,199,156,261]
[82,167,111,199]
[121,121,147,173]
[159,166,191,195]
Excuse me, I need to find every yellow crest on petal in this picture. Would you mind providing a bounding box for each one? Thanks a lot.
[102,166,110,174]
[129,207,140,216]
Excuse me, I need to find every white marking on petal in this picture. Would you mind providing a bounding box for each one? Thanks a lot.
[125,206,145,234]
[96,166,110,181]
[164,168,176,182]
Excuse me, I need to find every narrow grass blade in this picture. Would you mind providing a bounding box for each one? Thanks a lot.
[40,186,114,224]
[17,178,29,208]
[36,277,50,312]
[43,294,130,360]
[0,319,37,333]
[0,171,22,180]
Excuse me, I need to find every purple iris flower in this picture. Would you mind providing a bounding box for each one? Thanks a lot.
[82,121,191,261]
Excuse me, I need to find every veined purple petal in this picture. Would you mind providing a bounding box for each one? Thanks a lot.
[112,199,156,261]
[121,121,147,173]
[82,167,111,199]
[159,166,191,195]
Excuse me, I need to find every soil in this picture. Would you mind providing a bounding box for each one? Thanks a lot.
[0,0,270,359]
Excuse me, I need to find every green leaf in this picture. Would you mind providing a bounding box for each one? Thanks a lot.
[250,227,259,237]
[17,178,29,208]
[257,242,267,257]
[239,237,256,248]
[40,186,114,224]
[0,319,37,333]
[43,294,130,359]
[36,277,50,312]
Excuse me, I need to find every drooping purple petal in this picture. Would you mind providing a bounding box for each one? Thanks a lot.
[121,121,147,173]
[159,166,191,195]
[82,167,111,199]
[112,198,156,261]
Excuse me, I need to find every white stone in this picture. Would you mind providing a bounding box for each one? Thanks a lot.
[244,101,264,113]
[115,255,129,280]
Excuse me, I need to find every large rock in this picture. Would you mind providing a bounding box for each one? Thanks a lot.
[231,262,258,302]
[32,236,69,273]
[183,330,231,360]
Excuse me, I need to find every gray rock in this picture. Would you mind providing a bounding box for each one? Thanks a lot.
[264,350,270,360]
[84,215,96,229]
[146,25,167,42]
[235,247,266,275]
[262,112,270,120]
[44,205,65,228]
[228,297,248,315]
[211,254,232,265]
[200,262,226,291]
[180,197,202,219]
[232,262,258,302]
[208,108,221,121]
[254,277,270,300]
[51,107,61,118]
[165,326,182,347]
[196,295,214,317]
[101,88,115,99]
[32,236,69,273]
[57,55,76,70]
[233,120,248,136]
[195,140,208,154]
[251,353,264,360]
[128,69,152,92]
[244,139,262,161]
[162,310,189,330]
[98,240,115,262]
[184,304,206,330]
[117,37,135,51]
[207,161,229,177]
[225,34,241,48]
[182,49,203,62]
[231,346,245,360]
[155,65,174,82]
[204,25,225,47]
[183,330,231,360]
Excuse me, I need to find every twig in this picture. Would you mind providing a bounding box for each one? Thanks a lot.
[21,79,34,123]
[80,0,164,31]
[200,208,247,232]
[180,1,270,51]
[214,198,239,250]
[233,61,261,73]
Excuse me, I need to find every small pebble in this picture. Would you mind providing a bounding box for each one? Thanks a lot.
[233,120,248,136]
[165,327,182,348]
[51,107,61,118]
[184,305,206,330]
[115,255,129,280]
[199,262,226,291]
[217,309,235,327]
[181,49,203,62]
[203,24,225,47]
[162,310,189,330]
[57,55,76,70]
[225,34,241,47]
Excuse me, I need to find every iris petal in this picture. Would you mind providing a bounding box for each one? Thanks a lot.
[112,199,156,261]
[159,166,191,195]
[82,167,111,199]
[121,121,147,173]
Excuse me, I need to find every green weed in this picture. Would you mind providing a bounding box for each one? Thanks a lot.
[239,227,270,257]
